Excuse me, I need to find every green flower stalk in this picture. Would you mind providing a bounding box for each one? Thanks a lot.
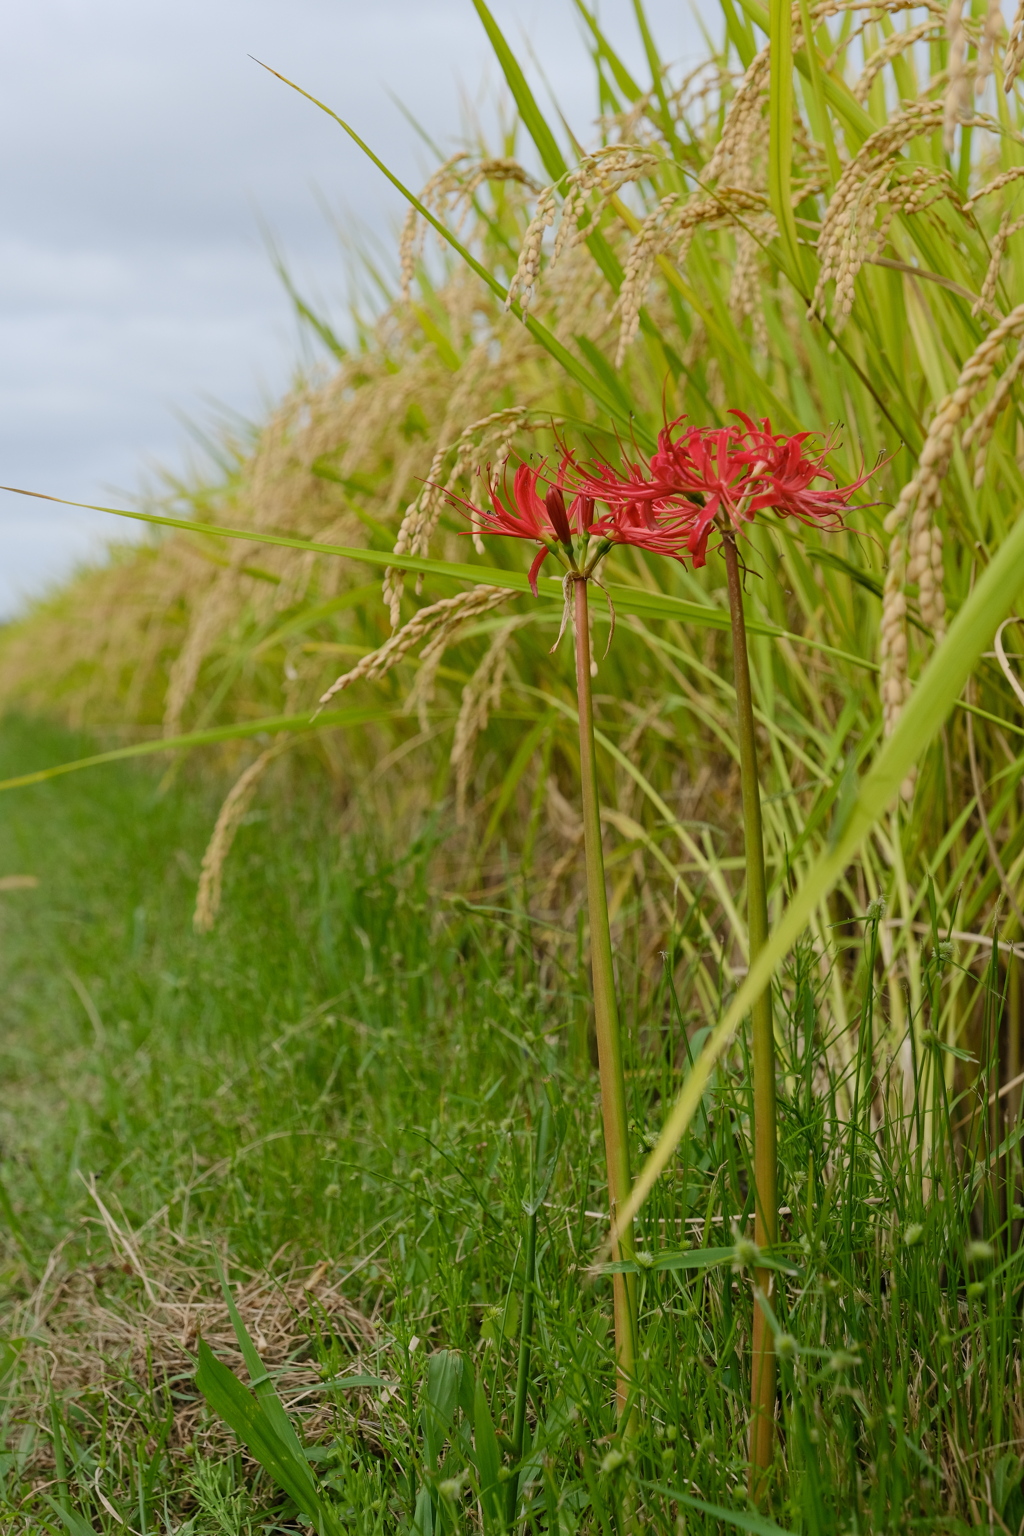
[574,572,638,1426]
[721,525,777,1488]
[453,458,691,1428]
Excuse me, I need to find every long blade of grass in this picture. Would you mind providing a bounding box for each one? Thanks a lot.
[795,0,842,183]
[471,0,568,180]
[0,486,876,665]
[768,0,805,286]
[0,704,401,794]
[612,499,1024,1242]
[195,1340,336,1534]
[639,1480,796,1535]
[631,0,684,157]
[218,1261,308,1466]
[572,0,644,100]
[39,1497,96,1536]
[600,1245,735,1272]
[470,0,630,295]
[252,61,639,437]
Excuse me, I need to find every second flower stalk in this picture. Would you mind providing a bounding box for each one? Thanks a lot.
[573,570,639,1432]
[721,527,777,1489]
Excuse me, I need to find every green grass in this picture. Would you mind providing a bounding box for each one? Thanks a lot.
[1,716,1022,1534]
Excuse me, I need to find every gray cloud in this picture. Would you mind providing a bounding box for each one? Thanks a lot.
[1,0,703,616]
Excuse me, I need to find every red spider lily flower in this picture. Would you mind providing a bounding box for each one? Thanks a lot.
[588,497,695,558]
[734,416,881,531]
[565,448,694,559]
[576,415,880,567]
[649,420,764,565]
[453,455,695,590]
[456,461,593,594]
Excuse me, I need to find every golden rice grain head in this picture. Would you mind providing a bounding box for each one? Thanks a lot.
[194,741,291,933]
[506,185,557,316]
[403,627,451,733]
[706,44,770,188]
[614,194,680,367]
[400,155,541,303]
[943,0,973,154]
[973,211,1024,318]
[385,407,532,624]
[316,584,512,715]
[965,165,1024,210]
[977,0,1005,88]
[962,339,1024,486]
[551,146,660,270]
[1005,0,1024,89]
[880,302,1024,728]
[729,220,775,348]
[399,153,467,301]
[450,619,522,822]
[854,19,941,105]
[811,101,944,328]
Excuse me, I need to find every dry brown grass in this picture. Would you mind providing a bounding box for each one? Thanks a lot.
[10,1196,377,1494]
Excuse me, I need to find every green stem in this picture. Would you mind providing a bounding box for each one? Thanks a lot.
[721,530,777,1493]
[574,575,638,1432]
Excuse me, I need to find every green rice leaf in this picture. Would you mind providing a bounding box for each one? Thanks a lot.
[768,0,806,286]
[0,704,401,794]
[571,1,644,100]
[470,0,626,294]
[638,1480,796,1535]
[599,1245,735,1272]
[472,1373,504,1525]
[0,486,875,667]
[39,1497,97,1536]
[615,501,1024,1236]
[217,1261,308,1468]
[470,0,568,181]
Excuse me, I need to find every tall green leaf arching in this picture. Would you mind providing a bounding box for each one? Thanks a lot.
[0,487,877,659]
[251,63,639,436]
[767,0,806,289]
[195,1342,340,1536]
[470,0,569,182]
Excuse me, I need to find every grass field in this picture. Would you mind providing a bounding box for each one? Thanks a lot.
[0,716,1021,1534]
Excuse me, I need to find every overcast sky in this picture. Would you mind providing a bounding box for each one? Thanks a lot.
[0,0,707,618]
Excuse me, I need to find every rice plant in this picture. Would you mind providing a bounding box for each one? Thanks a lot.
[3,0,1024,1524]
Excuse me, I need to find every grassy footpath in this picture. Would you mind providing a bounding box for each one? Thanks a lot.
[0,717,1022,1533]
[0,716,555,1531]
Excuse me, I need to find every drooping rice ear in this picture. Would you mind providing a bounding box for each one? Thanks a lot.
[194,740,292,933]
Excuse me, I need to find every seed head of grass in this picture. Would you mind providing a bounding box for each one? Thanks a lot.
[732,1237,761,1270]
[775,1332,798,1363]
